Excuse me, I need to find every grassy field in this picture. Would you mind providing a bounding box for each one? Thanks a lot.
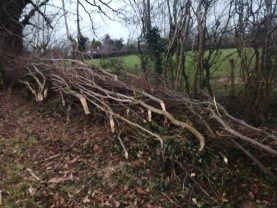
[87,55,141,72]
[88,49,246,78]
[87,48,262,96]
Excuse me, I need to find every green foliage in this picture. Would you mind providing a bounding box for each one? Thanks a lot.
[114,38,124,51]
[78,35,88,52]
[144,27,165,76]
[103,34,113,46]
[99,58,125,76]
[145,27,165,56]
[103,34,124,51]
[91,38,102,49]
[126,43,137,51]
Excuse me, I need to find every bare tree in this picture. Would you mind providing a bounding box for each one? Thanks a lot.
[0,0,50,54]
[233,0,277,121]
[124,0,236,94]
[23,2,60,54]
[164,0,192,91]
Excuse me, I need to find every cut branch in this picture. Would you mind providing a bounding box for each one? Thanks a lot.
[20,66,47,101]
[21,58,277,180]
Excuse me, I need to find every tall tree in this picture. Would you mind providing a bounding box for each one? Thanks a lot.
[0,0,52,54]
[0,0,120,55]
[0,0,31,53]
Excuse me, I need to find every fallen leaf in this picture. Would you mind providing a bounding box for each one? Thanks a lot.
[136,187,146,194]
[94,144,100,150]
[28,186,36,196]
[75,189,81,194]
[114,200,120,207]
[48,177,67,184]
[104,200,110,206]
[48,173,74,184]
[83,195,90,203]
[146,203,154,208]
[69,173,74,180]
[59,197,65,205]
[192,198,197,204]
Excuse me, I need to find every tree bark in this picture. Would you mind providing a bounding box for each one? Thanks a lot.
[0,0,31,54]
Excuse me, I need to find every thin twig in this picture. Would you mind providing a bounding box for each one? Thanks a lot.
[210,107,277,157]
[116,131,129,159]
[34,153,62,165]
[26,168,41,181]
[231,138,277,181]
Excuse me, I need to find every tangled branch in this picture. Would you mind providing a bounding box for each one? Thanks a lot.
[22,59,277,179]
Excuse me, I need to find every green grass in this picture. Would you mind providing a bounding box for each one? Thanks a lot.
[87,48,262,95]
[88,49,246,77]
[87,55,140,71]
[184,48,245,78]
[0,162,39,208]
[93,49,264,82]
[121,55,141,69]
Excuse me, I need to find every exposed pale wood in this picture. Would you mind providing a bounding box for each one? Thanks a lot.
[21,59,277,180]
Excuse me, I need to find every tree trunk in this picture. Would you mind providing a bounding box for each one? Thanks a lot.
[0,0,30,54]
[143,0,152,33]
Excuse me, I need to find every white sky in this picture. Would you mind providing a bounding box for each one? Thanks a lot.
[23,0,137,48]
[64,0,133,41]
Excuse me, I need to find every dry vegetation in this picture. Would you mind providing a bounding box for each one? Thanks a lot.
[1,56,276,207]
[0,0,276,206]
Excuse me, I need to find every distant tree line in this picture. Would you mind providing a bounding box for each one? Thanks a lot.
[84,34,138,59]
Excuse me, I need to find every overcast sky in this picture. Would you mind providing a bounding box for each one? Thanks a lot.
[68,0,133,41]
[95,21,130,40]
[23,0,137,48]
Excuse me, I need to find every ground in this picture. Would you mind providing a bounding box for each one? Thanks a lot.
[0,89,171,207]
[0,89,276,208]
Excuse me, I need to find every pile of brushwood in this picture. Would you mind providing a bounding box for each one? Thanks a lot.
[17,58,277,184]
